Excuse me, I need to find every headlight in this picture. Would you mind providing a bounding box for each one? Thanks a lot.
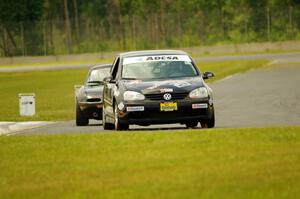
[189,87,208,98]
[124,91,145,101]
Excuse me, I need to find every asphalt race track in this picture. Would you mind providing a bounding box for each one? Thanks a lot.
[1,53,300,135]
[213,63,300,128]
[1,52,300,72]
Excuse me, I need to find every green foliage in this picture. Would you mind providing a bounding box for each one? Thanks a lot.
[1,1,300,56]
[0,0,43,23]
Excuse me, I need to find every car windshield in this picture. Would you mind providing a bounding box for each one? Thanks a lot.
[122,55,198,80]
[87,67,110,83]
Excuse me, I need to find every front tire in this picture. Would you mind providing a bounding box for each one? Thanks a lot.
[114,104,129,131]
[185,121,198,128]
[200,105,215,128]
[102,107,114,130]
[76,103,89,126]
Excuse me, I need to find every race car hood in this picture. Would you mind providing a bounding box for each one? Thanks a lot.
[76,84,104,102]
[84,85,104,97]
[122,77,204,94]
[84,85,103,92]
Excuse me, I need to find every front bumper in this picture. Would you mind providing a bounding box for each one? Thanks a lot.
[79,102,103,119]
[118,99,213,125]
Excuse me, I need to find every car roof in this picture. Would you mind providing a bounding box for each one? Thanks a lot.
[90,64,111,70]
[119,50,188,58]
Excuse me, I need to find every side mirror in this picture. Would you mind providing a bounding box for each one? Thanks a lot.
[202,71,215,80]
[103,76,116,83]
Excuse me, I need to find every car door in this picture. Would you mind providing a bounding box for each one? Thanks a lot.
[103,56,120,118]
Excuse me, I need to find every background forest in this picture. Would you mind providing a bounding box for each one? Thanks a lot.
[0,0,300,57]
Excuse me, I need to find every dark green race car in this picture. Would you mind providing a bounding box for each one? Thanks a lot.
[102,50,215,130]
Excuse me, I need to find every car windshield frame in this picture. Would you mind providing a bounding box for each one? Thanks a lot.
[85,67,111,85]
[121,55,199,80]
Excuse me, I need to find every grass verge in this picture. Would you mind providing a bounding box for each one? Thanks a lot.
[0,127,299,199]
[0,58,112,68]
[0,49,297,68]
[0,60,268,121]
[0,69,88,121]
[199,60,268,82]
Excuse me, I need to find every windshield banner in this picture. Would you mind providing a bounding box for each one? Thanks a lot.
[123,55,192,65]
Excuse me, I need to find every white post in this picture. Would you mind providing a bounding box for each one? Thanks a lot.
[19,93,36,116]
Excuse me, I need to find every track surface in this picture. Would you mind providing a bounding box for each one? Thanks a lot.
[1,52,300,72]
[213,63,300,127]
[12,61,299,135]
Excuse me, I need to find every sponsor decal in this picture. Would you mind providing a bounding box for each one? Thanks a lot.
[127,80,142,85]
[146,82,164,90]
[173,82,191,88]
[146,80,191,90]
[123,55,192,65]
[160,88,173,93]
[146,56,179,61]
[192,103,208,109]
[126,106,145,112]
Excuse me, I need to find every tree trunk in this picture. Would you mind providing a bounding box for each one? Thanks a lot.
[64,0,72,54]
[220,7,225,40]
[130,14,136,50]
[267,7,270,41]
[154,13,159,49]
[0,25,9,56]
[49,18,54,52]
[20,22,25,56]
[159,0,165,44]
[177,12,182,41]
[43,21,47,55]
[0,26,12,56]
[73,0,80,47]
[120,15,126,50]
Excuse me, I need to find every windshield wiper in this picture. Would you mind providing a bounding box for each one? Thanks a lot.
[87,81,103,85]
[122,78,137,80]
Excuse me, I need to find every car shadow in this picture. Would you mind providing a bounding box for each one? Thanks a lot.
[128,126,202,131]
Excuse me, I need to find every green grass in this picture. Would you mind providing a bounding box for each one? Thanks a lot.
[0,49,297,69]
[0,58,113,68]
[0,127,299,198]
[188,49,300,58]
[199,60,268,82]
[0,60,268,121]
[0,69,88,121]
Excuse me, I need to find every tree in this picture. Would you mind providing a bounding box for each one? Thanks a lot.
[64,0,72,53]
[0,0,43,56]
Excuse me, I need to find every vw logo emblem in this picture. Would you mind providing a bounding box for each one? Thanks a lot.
[163,93,172,101]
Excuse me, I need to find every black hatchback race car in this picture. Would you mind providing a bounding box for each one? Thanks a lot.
[75,64,111,126]
[102,50,215,130]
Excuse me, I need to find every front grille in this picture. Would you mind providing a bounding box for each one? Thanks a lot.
[128,109,207,120]
[87,98,101,102]
[145,93,188,101]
